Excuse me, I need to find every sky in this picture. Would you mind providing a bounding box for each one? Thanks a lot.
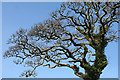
[2,2,118,78]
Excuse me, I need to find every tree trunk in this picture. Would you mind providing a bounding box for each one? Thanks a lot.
[82,46,108,80]
[82,66,101,80]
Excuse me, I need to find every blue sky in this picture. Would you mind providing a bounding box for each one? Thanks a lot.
[2,2,118,78]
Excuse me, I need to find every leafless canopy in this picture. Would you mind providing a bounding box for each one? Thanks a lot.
[4,2,120,79]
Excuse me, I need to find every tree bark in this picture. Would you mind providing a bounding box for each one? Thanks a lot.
[82,43,108,80]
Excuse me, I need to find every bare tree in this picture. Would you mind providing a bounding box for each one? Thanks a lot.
[3,2,120,80]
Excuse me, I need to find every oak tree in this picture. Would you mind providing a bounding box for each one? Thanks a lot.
[3,2,120,80]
